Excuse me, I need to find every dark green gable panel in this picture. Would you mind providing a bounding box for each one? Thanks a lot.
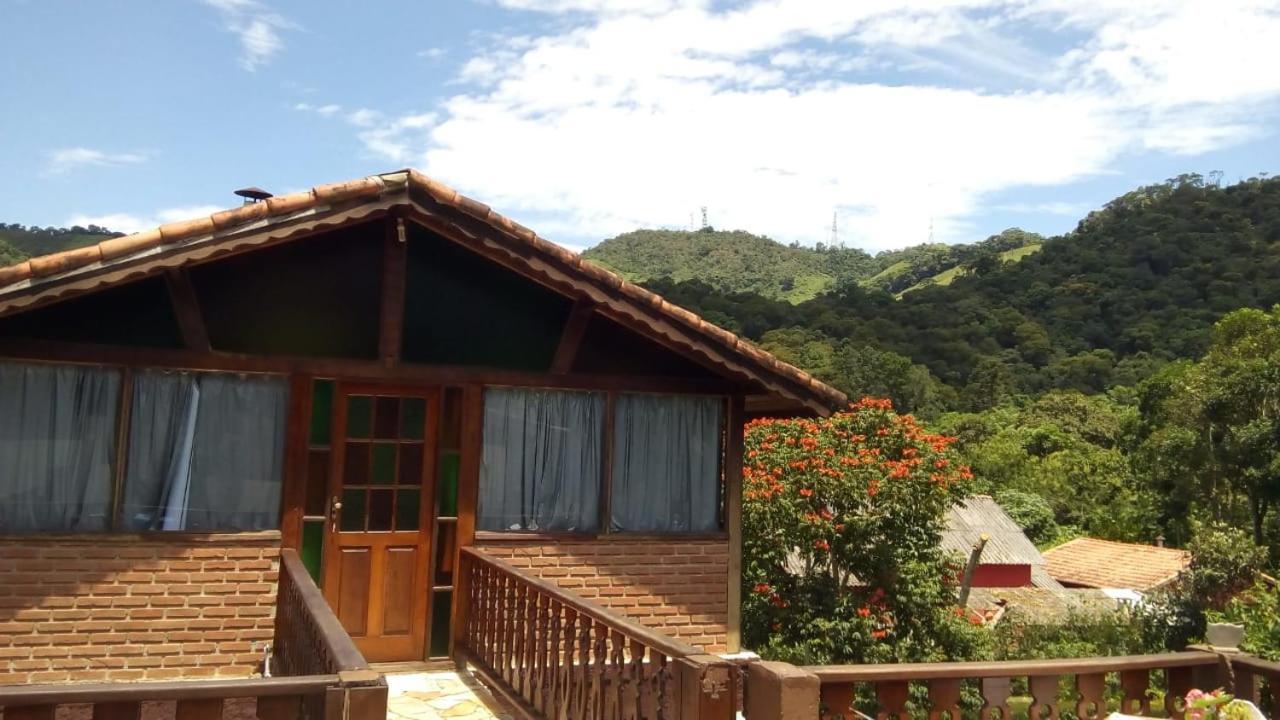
[0,276,183,348]
[402,224,571,370]
[572,314,723,379]
[191,221,383,358]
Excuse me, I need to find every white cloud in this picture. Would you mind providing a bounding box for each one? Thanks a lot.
[45,147,147,176]
[203,0,297,71]
[66,205,225,235]
[322,0,1280,250]
[418,47,448,61]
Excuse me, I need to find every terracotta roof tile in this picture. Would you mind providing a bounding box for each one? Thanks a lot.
[0,168,848,413]
[29,245,102,278]
[1043,537,1189,591]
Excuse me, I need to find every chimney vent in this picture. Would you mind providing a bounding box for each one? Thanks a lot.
[234,187,273,204]
[1155,535,1166,548]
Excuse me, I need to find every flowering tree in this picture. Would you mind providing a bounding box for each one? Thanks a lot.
[742,398,986,663]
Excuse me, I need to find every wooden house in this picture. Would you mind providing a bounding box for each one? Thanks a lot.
[0,170,844,713]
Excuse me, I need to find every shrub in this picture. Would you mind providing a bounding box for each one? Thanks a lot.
[741,398,987,664]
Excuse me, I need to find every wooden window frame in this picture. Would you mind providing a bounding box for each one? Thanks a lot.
[0,357,290,538]
[476,385,733,539]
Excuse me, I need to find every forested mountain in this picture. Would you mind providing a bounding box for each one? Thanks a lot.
[0,223,121,260]
[583,226,1043,302]
[642,175,1280,410]
[583,228,872,302]
[0,237,25,267]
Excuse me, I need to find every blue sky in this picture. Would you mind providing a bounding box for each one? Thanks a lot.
[2,0,1279,254]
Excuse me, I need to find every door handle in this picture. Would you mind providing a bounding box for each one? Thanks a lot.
[329,496,343,532]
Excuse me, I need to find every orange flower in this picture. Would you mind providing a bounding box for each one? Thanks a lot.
[753,583,772,594]
[798,488,813,498]
[813,539,830,552]
[857,607,871,618]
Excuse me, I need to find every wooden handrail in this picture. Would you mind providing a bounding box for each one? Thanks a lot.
[459,547,737,720]
[460,546,704,659]
[806,651,1220,682]
[0,675,338,707]
[276,547,372,675]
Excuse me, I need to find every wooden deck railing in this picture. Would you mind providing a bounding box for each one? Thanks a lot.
[458,547,738,720]
[745,649,1280,720]
[0,548,385,720]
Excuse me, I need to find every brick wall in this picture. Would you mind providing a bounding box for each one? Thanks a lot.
[0,532,280,685]
[476,536,730,653]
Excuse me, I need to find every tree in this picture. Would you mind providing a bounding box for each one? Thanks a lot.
[741,398,986,664]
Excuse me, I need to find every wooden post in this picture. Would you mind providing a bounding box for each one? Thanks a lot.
[450,384,483,663]
[163,267,212,352]
[745,662,819,720]
[724,395,745,653]
[378,216,408,366]
[677,656,737,720]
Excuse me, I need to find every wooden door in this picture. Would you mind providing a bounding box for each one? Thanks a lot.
[322,384,437,662]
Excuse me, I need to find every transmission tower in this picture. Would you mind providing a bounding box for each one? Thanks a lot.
[831,211,838,247]
[700,206,709,230]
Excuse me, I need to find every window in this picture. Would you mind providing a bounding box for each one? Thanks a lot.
[478,388,726,535]
[120,371,288,531]
[478,388,603,532]
[610,394,723,532]
[0,362,121,532]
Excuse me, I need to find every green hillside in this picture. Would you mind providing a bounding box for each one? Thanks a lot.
[583,228,873,302]
[584,226,1043,303]
[0,222,121,259]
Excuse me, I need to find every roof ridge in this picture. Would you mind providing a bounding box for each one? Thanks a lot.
[0,168,847,412]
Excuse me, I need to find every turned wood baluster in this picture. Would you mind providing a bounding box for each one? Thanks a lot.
[655,654,673,720]
[538,592,553,713]
[625,637,644,720]
[1028,675,1062,720]
[821,682,856,720]
[639,649,661,720]
[1075,673,1106,720]
[561,607,579,720]
[1119,670,1151,716]
[527,590,541,708]
[605,629,626,720]
[510,578,524,693]
[590,620,609,720]
[876,680,910,720]
[472,564,487,658]
[1166,667,1194,720]
[980,677,1012,720]
[540,595,556,719]
[927,678,963,720]
[516,580,532,699]
[494,571,509,676]
[575,616,594,720]
[484,565,497,664]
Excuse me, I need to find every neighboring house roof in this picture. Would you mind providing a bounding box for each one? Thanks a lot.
[942,495,1045,566]
[0,169,846,414]
[965,586,1127,626]
[1043,537,1190,591]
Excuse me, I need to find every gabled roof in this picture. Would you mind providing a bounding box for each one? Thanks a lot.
[1043,537,1189,591]
[0,170,847,414]
[942,495,1045,566]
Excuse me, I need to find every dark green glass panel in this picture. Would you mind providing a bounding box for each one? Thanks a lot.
[374,396,399,440]
[369,489,393,531]
[437,452,460,516]
[429,590,453,658]
[440,388,462,450]
[399,443,424,486]
[305,449,330,516]
[340,489,366,532]
[301,520,324,581]
[400,397,426,440]
[343,443,369,485]
[434,520,456,586]
[396,489,420,531]
[310,380,334,446]
[347,396,372,439]
[371,443,396,486]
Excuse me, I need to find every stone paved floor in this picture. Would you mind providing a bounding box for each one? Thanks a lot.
[386,670,517,720]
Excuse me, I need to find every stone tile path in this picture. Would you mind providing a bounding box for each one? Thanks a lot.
[386,670,517,720]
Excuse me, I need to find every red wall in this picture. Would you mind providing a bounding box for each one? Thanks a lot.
[970,564,1032,588]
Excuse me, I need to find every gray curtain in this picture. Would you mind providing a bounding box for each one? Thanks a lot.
[479,388,603,532]
[0,362,120,532]
[611,394,723,532]
[122,371,287,531]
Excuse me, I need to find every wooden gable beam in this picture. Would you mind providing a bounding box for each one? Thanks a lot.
[162,267,211,352]
[550,298,595,374]
[378,215,408,366]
